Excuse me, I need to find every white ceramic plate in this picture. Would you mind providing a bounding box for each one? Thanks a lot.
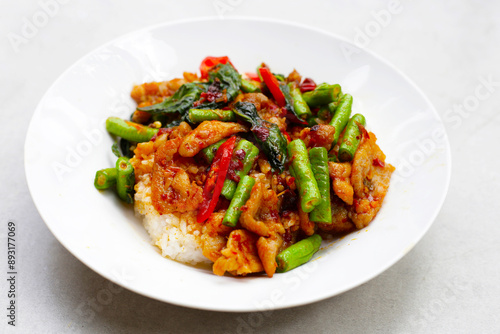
[25,18,451,312]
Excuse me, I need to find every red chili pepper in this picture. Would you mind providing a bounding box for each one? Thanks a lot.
[300,78,317,93]
[199,56,235,80]
[245,72,261,82]
[197,136,237,223]
[283,131,291,144]
[259,67,286,107]
[373,158,386,167]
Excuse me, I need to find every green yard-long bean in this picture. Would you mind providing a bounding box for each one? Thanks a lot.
[288,83,312,120]
[188,109,236,123]
[94,168,117,190]
[106,117,158,142]
[329,94,353,146]
[221,140,259,200]
[308,147,332,223]
[276,234,322,273]
[287,139,321,213]
[116,157,135,204]
[241,79,261,93]
[200,138,228,163]
[222,176,256,227]
[338,113,366,162]
[302,83,342,107]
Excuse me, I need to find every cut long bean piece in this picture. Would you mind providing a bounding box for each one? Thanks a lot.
[329,94,353,146]
[94,168,117,190]
[106,117,158,142]
[199,139,228,164]
[188,109,236,123]
[302,83,342,107]
[338,113,366,162]
[221,140,259,200]
[276,234,322,273]
[287,139,321,213]
[328,101,339,113]
[241,79,261,93]
[222,176,256,227]
[308,147,332,223]
[288,83,312,120]
[116,157,135,204]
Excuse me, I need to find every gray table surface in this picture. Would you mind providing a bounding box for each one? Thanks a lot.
[1,0,499,333]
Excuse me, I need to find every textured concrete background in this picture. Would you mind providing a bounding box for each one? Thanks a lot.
[1,0,499,333]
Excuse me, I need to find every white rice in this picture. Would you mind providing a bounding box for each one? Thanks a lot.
[134,174,211,265]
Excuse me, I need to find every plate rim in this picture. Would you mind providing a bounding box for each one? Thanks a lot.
[24,16,452,312]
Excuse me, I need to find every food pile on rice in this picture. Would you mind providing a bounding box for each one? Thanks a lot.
[96,57,394,277]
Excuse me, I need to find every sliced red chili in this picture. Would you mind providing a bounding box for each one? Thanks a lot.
[197,136,237,223]
[245,72,261,82]
[373,158,386,167]
[300,78,317,93]
[283,131,291,144]
[259,67,287,107]
[199,56,235,80]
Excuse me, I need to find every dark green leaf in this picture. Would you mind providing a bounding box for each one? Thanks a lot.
[135,64,240,126]
[233,102,287,172]
[206,63,241,104]
[137,82,207,115]
[119,139,134,158]
[280,83,295,115]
